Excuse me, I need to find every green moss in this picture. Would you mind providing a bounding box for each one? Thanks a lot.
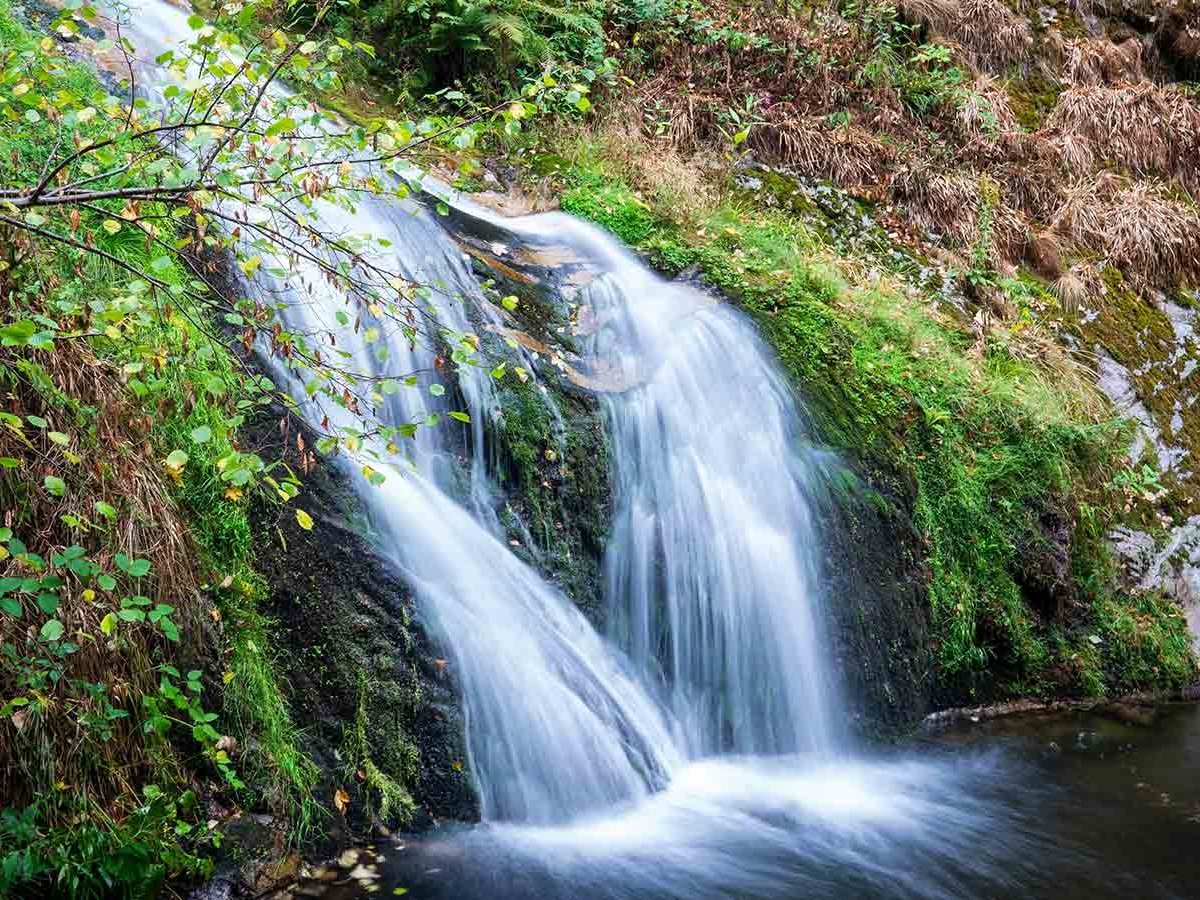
[1079,267,1200,516]
[496,374,609,615]
[1004,68,1061,132]
[341,670,417,825]
[552,157,1191,700]
[1093,592,1197,692]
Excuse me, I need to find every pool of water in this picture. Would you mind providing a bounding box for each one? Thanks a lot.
[300,702,1200,900]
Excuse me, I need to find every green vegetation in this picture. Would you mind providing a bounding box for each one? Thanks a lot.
[549,139,1195,698]
[3,0,1199,890]
[341,670,417,824]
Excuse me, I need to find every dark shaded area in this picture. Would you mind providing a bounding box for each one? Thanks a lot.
[814,460,936,737]
[244,408,479,838]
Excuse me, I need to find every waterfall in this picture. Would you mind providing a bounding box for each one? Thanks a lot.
[111,1,841,824]
[498,213,841,757]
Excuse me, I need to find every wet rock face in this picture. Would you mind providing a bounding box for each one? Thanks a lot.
[1157,7,1200,82]
[816,462,936,738]
[245,409,479,835]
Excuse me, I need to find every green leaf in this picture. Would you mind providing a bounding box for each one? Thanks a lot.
[36,593,59,615]
[429,383,446,397]
[190,425,212,444]
[40,619,64,641]
[0,320,37,346]
[98,573,117,591]
[501,295,518,311]
[0,458,20,469]
[43,475,66,497]
[448,411,471,423]
[159,617,180,642]
[1,598,21,617]
[47,431,69,446]
[186,13,204,28]
[94,500,117,520]
[118,608,145,623]
[100,612,118,635]
[266,117,297,137]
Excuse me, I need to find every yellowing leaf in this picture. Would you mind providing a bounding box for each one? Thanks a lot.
[223,486,243,502]
[333,787,349,814]
[102,219,121,235]
[295,508,314,531]
[100,612,118,635]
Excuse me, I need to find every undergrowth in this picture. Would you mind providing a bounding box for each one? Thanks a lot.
[0,4,321,894]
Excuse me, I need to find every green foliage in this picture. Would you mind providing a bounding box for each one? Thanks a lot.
[0,788,216,900]
[0,2,329,887]
[341,670,417,824]
[305,0,608,93]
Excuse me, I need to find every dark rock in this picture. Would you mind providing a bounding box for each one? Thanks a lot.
[815,458,935,738]
[1157,7,1200,82]
[1013,502,1076,624]
[243,407,479,839]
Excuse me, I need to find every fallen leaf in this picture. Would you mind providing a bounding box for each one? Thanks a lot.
[334,787,350,815]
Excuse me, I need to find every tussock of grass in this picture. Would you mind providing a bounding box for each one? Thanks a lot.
[751,119,893,192]
[1043,83,1200,195]
[899,0,1032,71]
[219,578,323,844]
[1052,178,1200,290]
[1062,37,1144,86]
[892,165,1028,265]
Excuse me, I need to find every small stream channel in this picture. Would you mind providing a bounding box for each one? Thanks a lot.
[290,702,1200,900]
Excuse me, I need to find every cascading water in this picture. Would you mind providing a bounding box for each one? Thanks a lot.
[486,211,841,757]
[114,0,680,826]
[80,7,1118,898]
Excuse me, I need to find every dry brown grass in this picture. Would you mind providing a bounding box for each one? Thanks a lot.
[1052,261,1105,314]
[899,0,1033,71]
[751,119,894,194]
[0,340,209,818]
[892,165,1029,265]
[956,75,1022,145]
[1052,178,1200,289]
[1043,83,1200,196]
[1028,228,1065,278]
[1063,37,1144,86]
